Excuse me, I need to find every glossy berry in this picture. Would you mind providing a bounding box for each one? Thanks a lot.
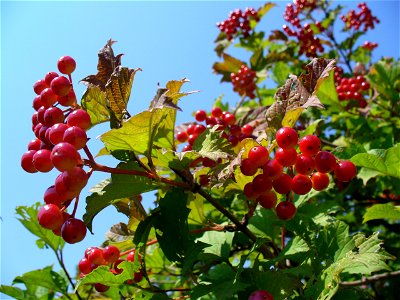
[51,142,80,171]
[32,95,43,111]
[37,204,63,230]
[44,71,59,86]
[58,89,77,107]
[334,161,357,182]
[33,79,48,95]
[86,247,106,265]
[78,258,94,275]
[252,174,273,194]
[62,167,88,193]
[272,173,292,195]
[275,148,297,167]
[299,135,321,156]
[230,65,256,99]
[94,283,109,293]
[243,182,257,199]
[248,290,274,300]
[240,158,258,177]
[294,154,315,175]
[63,126,87,150]
[61,218,87,244]
[66,109,91,130]
[176,131,188,143]
[195,110,207,122]
[223,112,236,125]
[51,76,72,97]
[58,56,76,74]
[28,138,41,151]
[241,124,254,137]
[248,146,269,168]
[257,191,277,209]
[102,246,120,264]
[21,150,38,173]
[43,107,64,126]
[40,88,57,107]
[315,151,337,173]
[194,124,206,135]
[262,159,283,179]
[276,201,297,220]
[211,107,223,118]
[291,174,312,195]
[48,123,69,145]
[311,172,330,191]
[32,149,54,172]
[276,127,298,149]
[43,185,64,207]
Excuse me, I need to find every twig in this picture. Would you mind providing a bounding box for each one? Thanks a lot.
[339,270,400,286]
[55,250,83,300]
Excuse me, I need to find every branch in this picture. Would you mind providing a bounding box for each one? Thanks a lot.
[55,250,83,300]
[339,270,400,286]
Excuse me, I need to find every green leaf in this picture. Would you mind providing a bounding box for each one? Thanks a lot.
[357,167,381,185]
[363,204,400,223]
[13,266,68,294]
[0,285,26,300]
[133,213,158,246]
[351,143,400,179]
[250,48,266,71]
[213,53,244,82]
[84,162,160,232]
[81,85,110,127]
[331,144,366,160]
[350,47,371,64]
[193,127,233,161]
[315,68,341,112]
[15,204,64,252]
[153,188,191,262]
[368,59,400,104]
[197,231,234,260]
[271,61,291,84]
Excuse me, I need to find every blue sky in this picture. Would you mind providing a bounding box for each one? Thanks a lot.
[1,0,399,294]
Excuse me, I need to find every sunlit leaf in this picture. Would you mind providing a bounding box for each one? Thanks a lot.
[363,204,400,223]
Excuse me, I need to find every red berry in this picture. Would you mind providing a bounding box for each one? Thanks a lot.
[276,201,296,220]
[186,124,196,135]
[66,109,91,130]
[43,107,64,126]
[43,185,65,207]
[276,127,298,149]
[240,158,258,176]
[252,174,273,194]
[61,218,87,244]
[51,76,72,97]
[315,151,337,173]
[94,283,109,293]
[199,175,210,186]
[211,107,223,118]
[40,88,57,107]
[257,191,277,209]
[37,204,63,230]
[291,174,312,195]
[241,124,254,136]
[87,247,106,265]
[262,159,283,179]
[63,126,87,150]
[311,172,330,191]
[334,161,357,182]
[21,150,38,173]
[33,79,48,95]
[51,142,80,171]
[58,56,76,74]
[194,124,206,135]
[45,71,59,86]
[248,146,269,168]
[195,110,207,122]
[28,139,41,151]
[243,182,257,199]
[58,89,77,107]
[176,131,188,142]
[275,148,297,167]
[299,135,321,156]
[294,154,315,175]
[202,157,216,168]
[33,95,43,111]
[48,123,69,145]
[223,113,236,125]
[78,258,94,275]
[182,145,192,151]
[32,149,54,172]
[62,167,88,193]
[248,290,274,300]
[272,173,292,195]
[188,134,198,146]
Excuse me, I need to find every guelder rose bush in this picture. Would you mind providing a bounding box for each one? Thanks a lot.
[3,1,400,299]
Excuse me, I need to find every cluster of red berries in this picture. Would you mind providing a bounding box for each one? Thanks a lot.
[361,41,378,51]
[240,127,357,220]
[336,75,370,107]
[217,7,260,40]
[282,1,324,57]
[230,65,257,99]
[20,56,91,244]
[341,2,380,32]
[78,246,143,292]
[248,290,274,300]
[176,107,254,151]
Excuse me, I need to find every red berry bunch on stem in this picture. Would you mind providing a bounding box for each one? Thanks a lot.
[361,41,378,51]
[241,127,357,220]
[21,56,91,244]
[217,7,260,40]
[336,75,370,107]
[230,65,257,99]
[341,2,380,32]
[78,247,143,292]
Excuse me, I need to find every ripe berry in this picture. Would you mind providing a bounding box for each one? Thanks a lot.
[32,149,54,172]
[51,142,80,171]
[275,147,297,167]
[21,151,38,173]
[271,173,291,195]
[294,154,315,175]
[44,71,59,86]
[61,218,87,244]
[243,182,257,199]
[299,135,321,156]
[32,95,43,111]
[58,56,76,74]
[194,124,206,135]
[248,290,274,300]
[94,283,109,293]
[78,258,94,275]
[262,159,283,179]
[37,204,63,230]
[86,247,106,265]
[315,151,336,173]
[195,110,207,122]
[240,158,258,176]
[66,109,91,130]
[48,123,69,145]
[33,79,48,95]
[40,88,57,107]
[241,124,254,137]
[62,167,88,193]
[58,89,77,107]
[63,126,87,150]
[186,123,196,135]
[28,138,41,151]
[252,174,273,194]
[311,172,330,191]
[276,201,297,220]
[257,191,277,209]
[127,250,142,263]
[202,157,216,168]
[334,161,357,182]
[176,131,188,143]
[248,146,269,168]
[276,127,298,149]
[43,107,64,126]
[211,107,223,118]
[223,112,236,125]
[188,134,198,146]
[103,246,120,264]
[291,174,312,195]
[50,76,72,97]
[44,185,65,207]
